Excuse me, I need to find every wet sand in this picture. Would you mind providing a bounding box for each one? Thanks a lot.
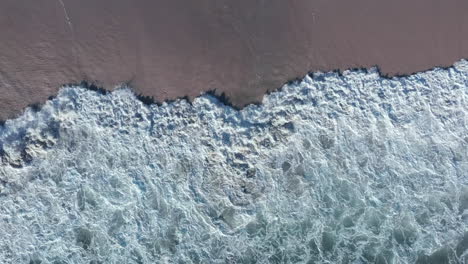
[1,0,467,120]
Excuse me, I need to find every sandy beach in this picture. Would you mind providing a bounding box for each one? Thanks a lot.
[1,0,467,120]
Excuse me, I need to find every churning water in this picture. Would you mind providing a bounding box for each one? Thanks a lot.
[0,61,467,263]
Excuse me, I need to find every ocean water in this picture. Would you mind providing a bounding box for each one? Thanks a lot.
[0,61,467,263]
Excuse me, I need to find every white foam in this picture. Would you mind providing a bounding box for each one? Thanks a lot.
[0,62,467,263]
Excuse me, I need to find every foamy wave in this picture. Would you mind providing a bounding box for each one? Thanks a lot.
[0,61,467,263]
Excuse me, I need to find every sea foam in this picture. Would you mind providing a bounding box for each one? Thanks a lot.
[0,61,467,263]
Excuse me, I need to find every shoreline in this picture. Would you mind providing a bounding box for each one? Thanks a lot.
[2,59,466,125]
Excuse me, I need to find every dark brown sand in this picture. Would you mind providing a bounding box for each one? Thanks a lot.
[1,0,467,120]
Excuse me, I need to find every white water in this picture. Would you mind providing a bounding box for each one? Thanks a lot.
[0,61,467,263]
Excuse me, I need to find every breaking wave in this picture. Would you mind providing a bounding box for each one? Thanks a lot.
[0,61,468,263]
